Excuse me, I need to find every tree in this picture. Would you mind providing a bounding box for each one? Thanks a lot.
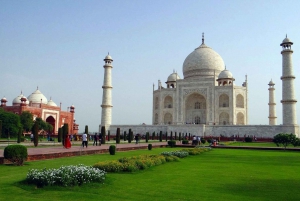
[291,138,300,147]
[124,131,127,142]
[33,121,39,147]
[35,117,47,131]
[128,129,132,143]
[108,130,110,141]
[0,108,21,138]
[46,123,53,133]
[273,133,297,149]
[159,131,162,142]
[17,128,22,143]
[20,111,34,132]
[101,126,106,144]
[146,132,149,143]
[58,127,62,143]
[116,128,120,144]
[62,123,69,146]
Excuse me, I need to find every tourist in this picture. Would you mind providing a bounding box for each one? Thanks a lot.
[135,134,139,144]
[93,133,98,146]
[82,132,88,148]
[30,133,34,142]
[64,134,71,149]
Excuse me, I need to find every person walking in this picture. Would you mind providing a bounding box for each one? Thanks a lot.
[93,133,98,146]
[82,132,88,148]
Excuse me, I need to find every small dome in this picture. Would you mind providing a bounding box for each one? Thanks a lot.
[218,69,233,79]
[12,93,23,105]
[70,104,75,108]
[167,72,180,82]
[1,97,7,102]
[104,54,113,60]
[282,37,292,43]
[27,88,48,104]
[47,98,57,106]
[269,80,275,85]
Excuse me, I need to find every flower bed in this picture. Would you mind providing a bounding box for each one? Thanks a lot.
[94,154,179,173]
[161,150,189,158]
[26,164,106,187]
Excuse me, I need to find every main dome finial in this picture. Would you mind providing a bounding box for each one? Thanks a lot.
[202,32,205,45]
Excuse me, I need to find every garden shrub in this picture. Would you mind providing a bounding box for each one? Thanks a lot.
[201,139,206,144]
[148,144,152,150]
[94,155,168,173]
[4,145,28,166]
[245,137,253,142]
[207,139,212,143]
[161,150,189,158]
[26,164,106,187]
[109,145,116,155]
[182,140,189,144]
[168,140,176,147]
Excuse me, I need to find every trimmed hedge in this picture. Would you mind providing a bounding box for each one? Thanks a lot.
[182,140,189,144]
[4,145,28,166]
[168,140,176,147]
[109,145,116,155]
[148,144,152,150]
[245,137,253,142]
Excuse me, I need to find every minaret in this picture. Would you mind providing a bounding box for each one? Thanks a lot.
[268,80,277,125]
[280,36,297,125]
[100,53,113,129]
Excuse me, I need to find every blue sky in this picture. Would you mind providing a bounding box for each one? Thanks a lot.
[1,0,300,132]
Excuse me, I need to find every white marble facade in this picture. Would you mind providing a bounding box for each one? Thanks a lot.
[153,36,248,126]
[104,35,299,138]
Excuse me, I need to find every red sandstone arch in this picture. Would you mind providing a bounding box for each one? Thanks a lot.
[46,116,55,134]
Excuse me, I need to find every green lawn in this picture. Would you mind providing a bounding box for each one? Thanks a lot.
[1,148,300,201]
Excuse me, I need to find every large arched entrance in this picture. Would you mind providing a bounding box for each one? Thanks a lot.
[185,93,206,124]
[46,116,55,133]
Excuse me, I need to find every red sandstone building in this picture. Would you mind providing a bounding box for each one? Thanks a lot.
[0,88,79,135]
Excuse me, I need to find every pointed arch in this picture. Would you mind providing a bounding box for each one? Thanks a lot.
[236,94,244,108]
[236,112,245,125]
[219,94,229,107]
[219,112,229,125]
[164,113,172,125]
[185,93,206,124]
[164,96,173,108]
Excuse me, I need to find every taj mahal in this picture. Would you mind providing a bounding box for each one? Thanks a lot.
[99,34,299,138]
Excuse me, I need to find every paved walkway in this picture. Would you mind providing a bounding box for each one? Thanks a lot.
[0,141,169,159]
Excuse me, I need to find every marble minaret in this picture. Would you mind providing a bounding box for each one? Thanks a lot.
[280,36,297,125]
[268,80,277,125]
[100,53,113,129]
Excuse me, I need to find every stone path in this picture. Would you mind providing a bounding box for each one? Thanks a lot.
[0,141,170,163]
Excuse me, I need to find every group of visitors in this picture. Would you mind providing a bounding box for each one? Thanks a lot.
[192,136,201,145]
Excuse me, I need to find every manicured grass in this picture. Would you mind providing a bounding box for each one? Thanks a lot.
[1,148,300,200]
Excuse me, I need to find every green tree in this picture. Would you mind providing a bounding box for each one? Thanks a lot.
[46,123,53,133]
[62,123,69,146]
[146,132,149,143]
[128,129,132,143]
[58,127,62,143]
[116,128,120,144]
[17,128,22,143]
[273,133,297,149]
[33,121,39,147]
[159,131,162,142]
[35,118,47,130]
[85,125,89,141]
[20,111,34,132]
[0,108,21,138]
[124,131,127,142]
[101,126,106,144]
[108,130,110,141]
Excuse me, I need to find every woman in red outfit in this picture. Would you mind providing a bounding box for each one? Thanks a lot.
[64,134,72,149]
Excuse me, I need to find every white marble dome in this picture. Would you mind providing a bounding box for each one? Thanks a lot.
[27,89,48,104]
[183,43,225,79]
[282,37,292,43]
[105,54,113,60]
[167,72,180,82]
[12,93,23,105]
[47,98,57,106]
[218,69,233,79]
